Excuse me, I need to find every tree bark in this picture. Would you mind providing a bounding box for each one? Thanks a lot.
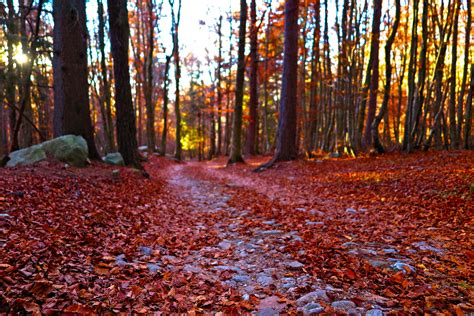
[145,0,156,152]
[458,0,471,147]
[53,0,99,159]
[464,64,473,149]
[107,0,141,167]
[161,55,171,156]
[245,0,258,156]
[363,0,382,147]
[448,0,460,148]
[228,0,248,164]
[372,0,400,153]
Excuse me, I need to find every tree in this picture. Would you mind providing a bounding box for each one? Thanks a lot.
[169,0,183,161]
[228,0,248,164]
[108,0,141,167]
[52,0,100,159]
[363,0,382,147]
[245,0,258,156]
[161,54,172,156]
[372,0,400,153]
[256,0,299,171]
[144,0,157,153]
[97,0,115,153]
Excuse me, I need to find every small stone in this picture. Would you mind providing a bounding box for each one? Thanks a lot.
[258,230,283,235]
[287,261,304,270]
[183,264,203,274]
[232,274,251,283]
[348,308,363,316]
[147,263,160,273]
[342,242,359,248]
[331,300,356,310]
[365,309,384,316]
[382,248,398,254]
[213,265,243,273]
[242,293,250,301]
[299,302,324,314]
[306,221,325,226]
[309,209,325,216]
[218,240,232,250]
[139,246,152,256]
[297,290,330,306]
[257,274,273,286]
[391,262,416,274]
[412,241,444,254]
[346,208,357,214]
[262,220,277,225]
[368,260,389,268]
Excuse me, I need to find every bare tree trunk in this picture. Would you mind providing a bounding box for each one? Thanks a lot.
[245,0,258,156]
[402,0,420,152]
[107,0,141,167]
[145,0,156,152]
[161,55,171,156]
[458,0,471,147]
[98,0,115,153]
[372,0,400,153]
[256,0,299,172]
[448,0,460,148]
[363,0,382,147]
[216,15,223,156]
[169,0,182,160]
[464,64,473,149]
[228,0,247,164]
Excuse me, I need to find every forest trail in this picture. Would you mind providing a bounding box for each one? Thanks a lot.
[163,162,326,314]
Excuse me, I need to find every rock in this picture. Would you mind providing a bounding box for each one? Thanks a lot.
[412,241,444,254]
[342,242,359,248]
[257,273,273,287]
[382,248,398,254]
[104,152,125,166]
[299,302,324,314]
[331,300,356,310]
[346,208,358,214]
[297,290,330,306]
[257,229,283,235]
[257,296,286,315]
[213,265,243,273]
[218,240,232,250]
[262,220,277,226]
[139,246,152,256]
[138,146,148,152]
[147,263,160,273]
[329,152,342,158]
[7,135,89,167]
[368,259,389,268]
[366,309,384,316]
[287,261,304,270]
[348,308,363,316]
[309,209,325,217]
[306,221,325,226]
[183,264,203,274]
[232,274,251,283]
[391,262,416,274]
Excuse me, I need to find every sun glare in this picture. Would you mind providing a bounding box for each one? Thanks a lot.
[14,51,28,64]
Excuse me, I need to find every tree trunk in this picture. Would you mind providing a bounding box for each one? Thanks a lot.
[145,0,156,152]
[448,0,460,148]
[372,0,400,153]
[161,55,171,156]
[245,0,258,156]
[53,0,99,159]
[228,0,247,164]
[98,0,115,153]
[458,0,471,147]
[464,64,473,149]
[272,0,299,162]
[107,0,141,167]
[169,0,182,160]
[363,0,382,147]
[216,15,223,156]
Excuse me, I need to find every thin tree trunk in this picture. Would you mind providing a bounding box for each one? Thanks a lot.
[216,15,223,156]
[463,64,473,149]
[145,0,156,152]
[161,55,171,156]
[245,0,258,156]
[448,0,460,148]
[228,0,247,164]
[457,0,471,147]
[372,0,400,153]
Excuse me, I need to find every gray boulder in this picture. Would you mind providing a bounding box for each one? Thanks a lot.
[103,152,125,166]
[7,135,89,167]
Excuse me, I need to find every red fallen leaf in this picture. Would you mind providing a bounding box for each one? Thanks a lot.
[465,251,474,261]
[30,280,53,299]
[13,299,41,315]
[345,268,357,280]
[63,303,95,314]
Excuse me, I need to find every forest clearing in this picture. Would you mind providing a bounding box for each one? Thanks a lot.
[1,0,473,314]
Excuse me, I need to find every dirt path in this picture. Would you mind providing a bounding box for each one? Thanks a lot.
[164,163,321,314]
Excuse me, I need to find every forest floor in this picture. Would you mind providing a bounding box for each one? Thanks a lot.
[0,151,473,314]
